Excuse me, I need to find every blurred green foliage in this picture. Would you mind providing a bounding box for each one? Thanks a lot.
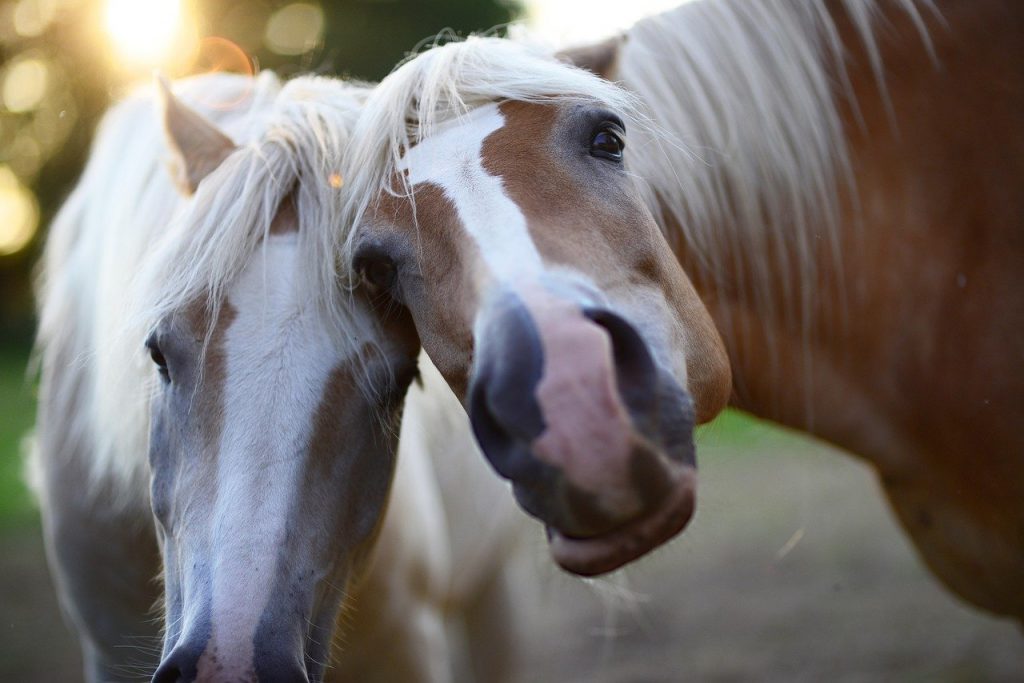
[0,344,35,527]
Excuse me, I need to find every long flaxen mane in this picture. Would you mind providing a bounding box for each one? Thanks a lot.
[32,71,371,509]
[617,0,936,378]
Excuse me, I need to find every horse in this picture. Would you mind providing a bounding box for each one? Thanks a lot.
[341,0,1024,621]
[342,39,731,579]
[28,70,527,682]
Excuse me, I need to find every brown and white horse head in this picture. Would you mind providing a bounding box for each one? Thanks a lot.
[351,92,730,575]
[147,83,418,683]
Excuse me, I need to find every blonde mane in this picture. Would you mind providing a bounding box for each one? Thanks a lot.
[618,0,936,368]
[34,71,371,507]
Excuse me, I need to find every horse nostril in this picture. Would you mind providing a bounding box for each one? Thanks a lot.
[152,640,202,683]
[151,661,183,683]
[584,307,659,414]
[468,368,550,485]
[468,292,551,485]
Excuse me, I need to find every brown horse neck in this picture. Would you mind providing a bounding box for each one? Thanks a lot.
[616,0,1024,618]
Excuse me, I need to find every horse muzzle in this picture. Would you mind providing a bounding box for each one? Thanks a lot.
[153,541,333,683]
[153,642,309,683]
[153,629,312,683]
[469,288,698,575]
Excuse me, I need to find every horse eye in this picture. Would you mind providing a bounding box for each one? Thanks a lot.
[354,247,398,296]
[590,127,625,161]
[146,337,170,382]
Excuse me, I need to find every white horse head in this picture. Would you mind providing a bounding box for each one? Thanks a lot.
[34,72,419,681]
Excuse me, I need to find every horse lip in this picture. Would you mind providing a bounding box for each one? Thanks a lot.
[546,466,696,576]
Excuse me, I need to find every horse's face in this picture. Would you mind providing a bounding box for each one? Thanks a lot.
[352,99,730,575]
[147,87,418,682]
[148,216,417,682]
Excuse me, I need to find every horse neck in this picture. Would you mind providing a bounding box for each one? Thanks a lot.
[619,0,1024,621]
[620,0,1024,473]
[615,0,935,431]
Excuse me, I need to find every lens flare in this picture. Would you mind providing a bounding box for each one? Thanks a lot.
[194,36,255,78]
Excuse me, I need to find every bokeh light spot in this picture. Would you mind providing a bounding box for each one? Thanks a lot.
[265,3,324,57]
[3,57,49,113]
[0,166,40,256]
[13,0,58,38]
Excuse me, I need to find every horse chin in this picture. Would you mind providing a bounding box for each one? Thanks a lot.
[546,466,696,576]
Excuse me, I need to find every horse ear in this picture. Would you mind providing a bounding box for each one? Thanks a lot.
[157,75,236,195]
[557,36,624,80]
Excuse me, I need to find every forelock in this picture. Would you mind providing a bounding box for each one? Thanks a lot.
[130,74,373,348]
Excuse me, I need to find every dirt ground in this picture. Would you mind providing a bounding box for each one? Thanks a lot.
[516,435,1024,682]
[2,434,1021,682]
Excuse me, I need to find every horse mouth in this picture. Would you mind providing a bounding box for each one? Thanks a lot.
[546,466,696,576]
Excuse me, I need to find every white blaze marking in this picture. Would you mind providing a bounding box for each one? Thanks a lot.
[400,103,543,283]
[205,234,346,669]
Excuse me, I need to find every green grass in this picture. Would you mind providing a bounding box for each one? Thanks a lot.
[0,344,36,528]
[696,406,800,449]
[697,407,766,446]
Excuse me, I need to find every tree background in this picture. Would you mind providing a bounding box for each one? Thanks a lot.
[0,0,520,344]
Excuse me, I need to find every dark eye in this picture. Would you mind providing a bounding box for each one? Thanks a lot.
[146,336,170,383]
[354,244,398,297]
[590,126,625,161]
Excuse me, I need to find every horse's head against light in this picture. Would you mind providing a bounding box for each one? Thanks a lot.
[142,79,419,682]
[346,40,731,576]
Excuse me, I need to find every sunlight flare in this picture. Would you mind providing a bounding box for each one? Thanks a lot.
[104,0,196,70]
